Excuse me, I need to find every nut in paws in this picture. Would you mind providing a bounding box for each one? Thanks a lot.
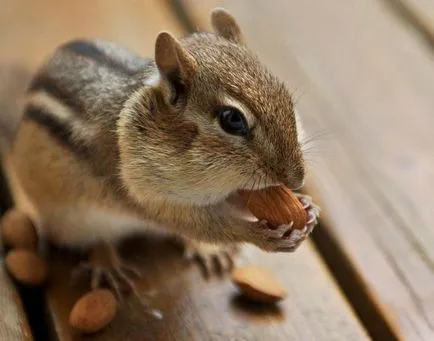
[240,186,320,252]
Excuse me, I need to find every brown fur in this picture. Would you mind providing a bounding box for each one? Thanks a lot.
[5,9,306,252]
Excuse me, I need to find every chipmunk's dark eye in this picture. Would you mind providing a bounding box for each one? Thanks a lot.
[218,107,249,136]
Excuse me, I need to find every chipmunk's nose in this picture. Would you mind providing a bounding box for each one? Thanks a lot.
[285,178,305,191]
[282,167,305,190]
[277,155,305,190]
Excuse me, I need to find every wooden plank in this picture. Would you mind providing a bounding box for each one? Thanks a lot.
[0,64,33,341]
[404,0,434,16]
[0,263,33,340]
[47,236,369,341]
[405,0,434,21]
[183,0,434,340]
[0,1,369,340]
[0,0,184,71]
[382,0,434,47]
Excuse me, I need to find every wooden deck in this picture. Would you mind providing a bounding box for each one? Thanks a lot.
[0,0,433,340]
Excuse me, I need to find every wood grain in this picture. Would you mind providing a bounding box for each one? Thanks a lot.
[0,51,33,341]
[0,0,183,70]
[46,236,369,341]
[382,0,434,47]
[0,264,33,340]
[194,0,434,340]
[0,210,33,340]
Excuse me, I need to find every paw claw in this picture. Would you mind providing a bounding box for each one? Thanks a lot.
[105,271,123,299]
[296,193,312,209]
[114,267,142,301]
[78,262,140,300]
[120,264,142,280]
[72,243,143,301]
[183,241,238,277]
[307,211,316,224]
[297,194,320,227]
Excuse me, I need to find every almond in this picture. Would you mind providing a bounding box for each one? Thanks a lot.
[231,265,287,303]
[1,209,38,250]
[5,249,48,286]
[239,186,306,229]
[69,289,117,334]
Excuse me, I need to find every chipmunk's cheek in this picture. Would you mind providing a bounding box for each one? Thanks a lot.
[223,192,258,221]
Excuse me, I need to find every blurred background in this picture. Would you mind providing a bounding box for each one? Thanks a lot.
[0,0,433,340]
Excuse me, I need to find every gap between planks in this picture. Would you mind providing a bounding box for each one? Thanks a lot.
[379,0,434,49]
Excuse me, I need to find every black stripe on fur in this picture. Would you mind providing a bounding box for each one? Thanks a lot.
[28,75,86,115]
[64,40,137,76]
[24,105,90,158]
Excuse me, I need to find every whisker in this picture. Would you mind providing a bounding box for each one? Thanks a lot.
[243,167,260,206]
[302,145,331,155]
[292,90,305,106]
[259,173,266,192]
[301,130,334,148]
[241,166,259,190]
[249,170,258,191]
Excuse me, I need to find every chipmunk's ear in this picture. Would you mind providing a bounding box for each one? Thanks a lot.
[211,8,245,44]
[155,31,196,84]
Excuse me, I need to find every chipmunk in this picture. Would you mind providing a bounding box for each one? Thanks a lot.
[2,8,319,295]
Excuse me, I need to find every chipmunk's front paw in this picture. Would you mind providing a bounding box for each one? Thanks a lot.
[72,242,141,300]
[183,239,239,277]
[249,220,301,252]
[295,193,321,234]
[250,193,320,252]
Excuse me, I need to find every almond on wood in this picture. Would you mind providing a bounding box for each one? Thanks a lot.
[1,209,38,250]
[5,249,48,286]
[69,289,117,334]
[231,265,288,303]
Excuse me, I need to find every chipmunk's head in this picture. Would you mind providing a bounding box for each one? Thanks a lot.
[118,8,305,206]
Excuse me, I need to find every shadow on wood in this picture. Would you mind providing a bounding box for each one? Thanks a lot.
[46,234,369,341]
